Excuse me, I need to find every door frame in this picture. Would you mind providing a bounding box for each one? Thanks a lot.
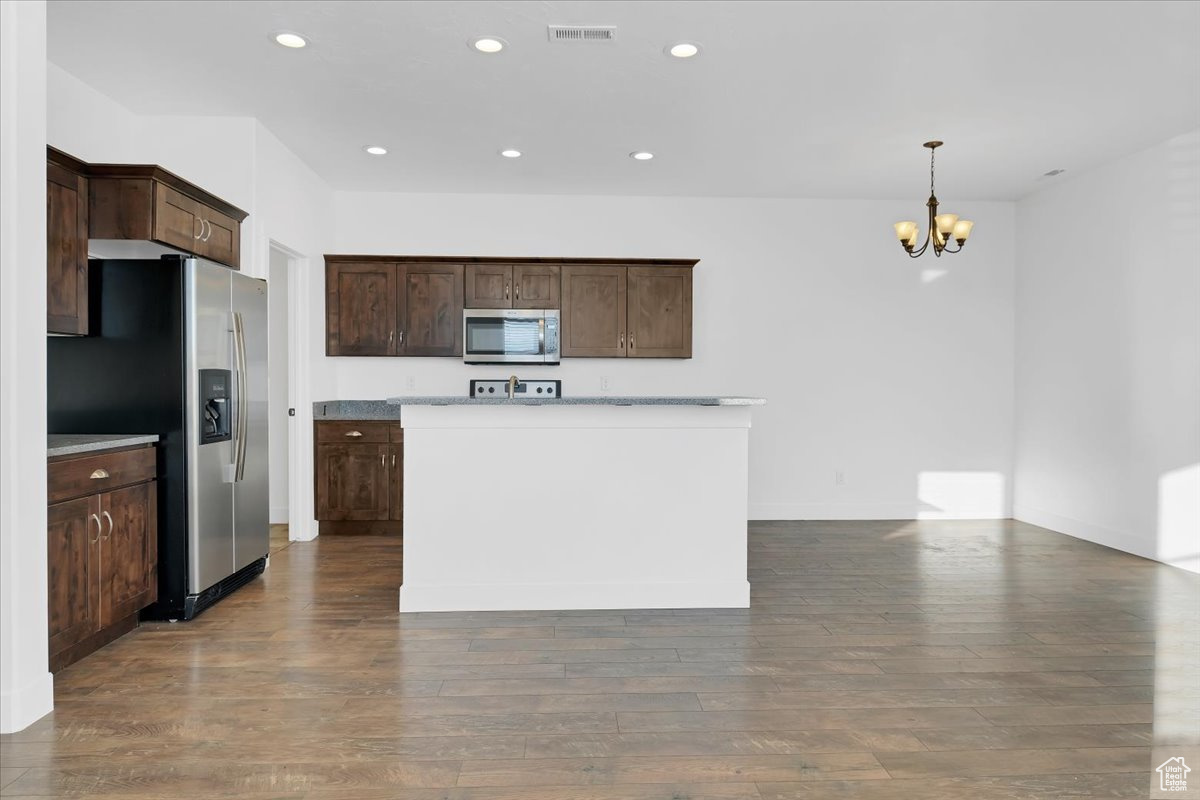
[264,239,316,542]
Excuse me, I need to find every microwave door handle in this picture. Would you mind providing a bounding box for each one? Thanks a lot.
[539,317,546,356]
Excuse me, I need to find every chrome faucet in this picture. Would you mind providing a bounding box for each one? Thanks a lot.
[507,375,520,399]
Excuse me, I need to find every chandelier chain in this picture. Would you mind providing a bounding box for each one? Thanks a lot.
[930,148,936,196]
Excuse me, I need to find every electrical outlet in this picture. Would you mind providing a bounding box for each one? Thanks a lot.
[405,376,417,391]
[600,376,610,392]
[834,470,846,487]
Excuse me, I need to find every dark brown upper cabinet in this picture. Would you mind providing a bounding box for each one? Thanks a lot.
[562,265,628,357]
[325,260,464,357]
[627,266,693,358]
[326,261,398,356]
[324,256,692,359]
[401,263,464,356]
[47,152,90,336]
[88,163,247,269]
[464,263,512,308]
[466,263,561,310]
[513,264,561,309]
[563,264,693,359]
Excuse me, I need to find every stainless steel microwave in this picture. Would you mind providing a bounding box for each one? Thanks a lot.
[463,308,560,364]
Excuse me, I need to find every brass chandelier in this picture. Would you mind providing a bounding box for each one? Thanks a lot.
[894,141,974,257]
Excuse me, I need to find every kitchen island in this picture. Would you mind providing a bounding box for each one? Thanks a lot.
[388,396,763,612]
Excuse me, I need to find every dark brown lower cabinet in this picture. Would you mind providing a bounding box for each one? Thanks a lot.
[314,421,403,534]
[47,445,157,672]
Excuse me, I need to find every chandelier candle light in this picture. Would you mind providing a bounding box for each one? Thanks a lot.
[894,141,974,258]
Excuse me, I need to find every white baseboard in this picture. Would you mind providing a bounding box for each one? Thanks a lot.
[749,501,1009,520]
[1014,504,1200,574]
[399,580,751,613]
[269,506,289,525]
[0,670,53,734]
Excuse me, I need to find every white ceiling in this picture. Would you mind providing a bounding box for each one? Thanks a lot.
[47,0,1200,200]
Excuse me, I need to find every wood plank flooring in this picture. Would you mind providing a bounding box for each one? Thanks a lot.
[2,519,1197,798]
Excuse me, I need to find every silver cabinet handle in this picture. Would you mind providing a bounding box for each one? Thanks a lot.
[619,332,624,349]
[505,282,510,300]
[381,453,386,468]
[202,219,212,242]
[630,332,635,350]
[90,468,110,480]
[515,283,520,301]
[89,513,102,544]
[391,453,396,468]
[345,430,363,437]
[389,330,394,346]
[398,330,404,344]
[194,218,203,240]
[101,510,114,541]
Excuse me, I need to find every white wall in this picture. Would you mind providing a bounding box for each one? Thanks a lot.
[1014,129,1200,573]
[0,0,54,734]
[331,192,1017,520]
[268,247,289,524]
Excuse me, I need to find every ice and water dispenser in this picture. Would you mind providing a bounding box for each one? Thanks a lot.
[199,369,231,444]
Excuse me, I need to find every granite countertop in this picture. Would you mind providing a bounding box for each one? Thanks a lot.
[48,434,160,457]
[313,398,763,420]
[386,396,765,406]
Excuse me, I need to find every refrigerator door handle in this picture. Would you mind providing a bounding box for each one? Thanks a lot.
[233,311,249,482]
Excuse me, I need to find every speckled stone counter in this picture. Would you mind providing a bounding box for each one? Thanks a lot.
[315,397,765,419]
[313,400,401,420]
[387,396,765,407]
[48,434,159,458]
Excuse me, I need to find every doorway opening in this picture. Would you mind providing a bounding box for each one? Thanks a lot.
[266,240,314,543]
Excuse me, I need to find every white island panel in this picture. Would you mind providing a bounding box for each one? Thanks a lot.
[399,404,753,612]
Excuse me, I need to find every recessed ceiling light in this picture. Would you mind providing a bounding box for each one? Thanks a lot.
[1043,168,1066,177]
[499,149,522,158]
[363,145,388,156]
[630,151,655,161]
[272,31,308,49]
[666,42,700,58]
[470,37,507,54]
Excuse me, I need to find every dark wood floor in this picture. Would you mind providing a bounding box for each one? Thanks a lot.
[2,520,1197,798]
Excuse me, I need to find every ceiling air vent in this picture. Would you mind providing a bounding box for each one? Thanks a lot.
[547,25,617,42]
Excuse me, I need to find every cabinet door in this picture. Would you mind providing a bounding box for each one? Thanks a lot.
[513,264,561,309]
[47,164,89,335]
[100,481,157,627]
[400,264,463,356]
[48,496,100,656]
[464,264,512,309]
[196,205,240,269]
[627,267,693,358]
[561,265,627,357]
[315,443,390,521]
[152,184,203,254]
[388,443,403,523]
[326,262,398,356]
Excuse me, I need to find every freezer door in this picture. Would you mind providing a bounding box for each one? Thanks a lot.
[186,260,235,594]
[232,272,270,570]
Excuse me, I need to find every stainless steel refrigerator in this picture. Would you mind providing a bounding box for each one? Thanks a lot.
[48,255,269,620]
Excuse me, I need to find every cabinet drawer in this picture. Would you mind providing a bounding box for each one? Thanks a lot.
[48,446,157,504]
[315,421,391,443]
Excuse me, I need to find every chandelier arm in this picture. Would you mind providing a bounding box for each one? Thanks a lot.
[941,241,964,254]
[906,231,932,258]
